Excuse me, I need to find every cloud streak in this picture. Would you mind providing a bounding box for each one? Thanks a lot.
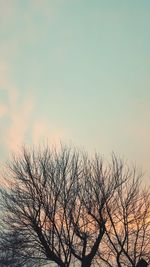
[4,97,34,153]
[0,61,34,154]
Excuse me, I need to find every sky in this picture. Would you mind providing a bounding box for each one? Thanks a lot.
[0,0,150,178]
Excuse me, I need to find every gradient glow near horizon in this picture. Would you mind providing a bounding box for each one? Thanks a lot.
[0,0,150,176]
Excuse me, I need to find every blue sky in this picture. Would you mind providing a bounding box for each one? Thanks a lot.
[0,0,150,176]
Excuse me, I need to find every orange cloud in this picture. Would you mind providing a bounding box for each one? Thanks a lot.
[0,62,34,154]
[4,97,34,153]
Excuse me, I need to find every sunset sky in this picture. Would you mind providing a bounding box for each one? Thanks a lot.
[0,0,150,177]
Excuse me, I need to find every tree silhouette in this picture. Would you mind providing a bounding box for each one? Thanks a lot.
[0,145,149,267]
[0,146,125,266]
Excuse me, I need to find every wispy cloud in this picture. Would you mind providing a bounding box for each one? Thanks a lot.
[0,60,34,154]
[4,97,34,153]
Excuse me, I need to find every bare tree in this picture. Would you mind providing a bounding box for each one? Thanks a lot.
[99,167,150,267]
[0,146,136,266]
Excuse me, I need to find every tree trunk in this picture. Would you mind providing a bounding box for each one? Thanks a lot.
[81,258,92,267]
[116,253,122,267]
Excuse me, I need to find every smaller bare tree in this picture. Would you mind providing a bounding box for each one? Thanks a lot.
[98,168,150,267]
